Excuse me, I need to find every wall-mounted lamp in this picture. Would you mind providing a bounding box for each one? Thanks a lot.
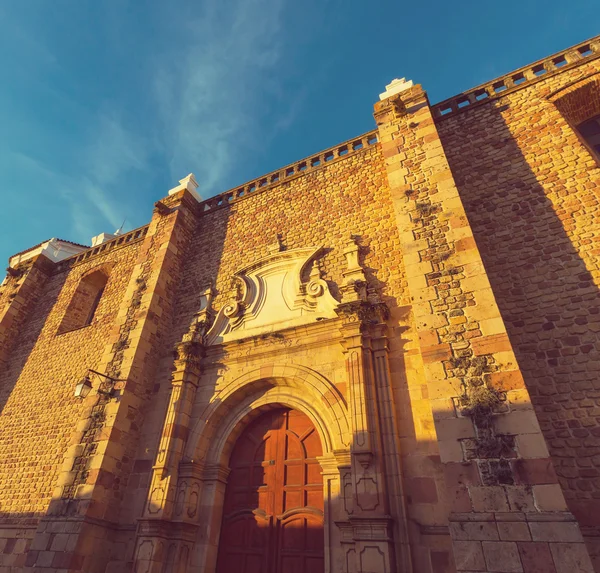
[74,375,93,399]
[74,369,123,399]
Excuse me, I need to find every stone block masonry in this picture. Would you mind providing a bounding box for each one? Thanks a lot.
[437,38,600,570]
[374,63,594,571]
[0,33,599,573]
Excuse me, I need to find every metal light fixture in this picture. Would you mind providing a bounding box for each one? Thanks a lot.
[74,369,122,399]
[74,375,93,399]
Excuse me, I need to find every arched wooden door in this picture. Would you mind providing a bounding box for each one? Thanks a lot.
[216,408,324,573]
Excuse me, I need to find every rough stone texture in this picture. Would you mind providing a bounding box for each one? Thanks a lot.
[0,35,599,573]
[0,236,143,569]
[437,49,600,567]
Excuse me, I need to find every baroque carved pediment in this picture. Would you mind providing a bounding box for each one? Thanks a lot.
[204,246,339,345]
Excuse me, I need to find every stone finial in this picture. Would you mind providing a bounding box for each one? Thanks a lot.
[379,78,414,101]
[91,232,118,247]
[168,173,201,202]
[180,173,198,192]
[340,234,367,303]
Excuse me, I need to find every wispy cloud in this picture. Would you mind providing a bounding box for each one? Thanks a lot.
[9,112,148,245]
[0,0,304,263]
[154,0,298,196]
[81,113,150,231]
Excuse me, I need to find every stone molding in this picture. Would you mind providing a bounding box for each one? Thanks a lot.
[204,245,339,344]
[199,131,380,213]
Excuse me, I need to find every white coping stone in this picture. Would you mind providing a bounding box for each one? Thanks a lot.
[379,78,414,101]
[8,239,87,268]
[91,232,118,247]
[168,173,201,203]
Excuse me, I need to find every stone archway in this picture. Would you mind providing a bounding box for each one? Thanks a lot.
[133,299,410,573]
[186,370,352,573]
[185,365,351,464]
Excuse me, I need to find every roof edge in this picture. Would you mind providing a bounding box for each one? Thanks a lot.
[432,35,600,119]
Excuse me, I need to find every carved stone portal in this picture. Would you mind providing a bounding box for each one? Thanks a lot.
[133,241,411,573]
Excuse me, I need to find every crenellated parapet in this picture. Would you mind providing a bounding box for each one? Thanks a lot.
[198,130,379,212]
[433,35,600,119]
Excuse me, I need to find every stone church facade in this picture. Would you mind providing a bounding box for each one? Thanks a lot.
[1,35,600,573]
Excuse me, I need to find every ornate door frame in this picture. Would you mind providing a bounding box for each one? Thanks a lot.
[132,240,412,573]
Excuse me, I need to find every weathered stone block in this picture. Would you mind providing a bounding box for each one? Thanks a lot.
[498,522,532,542]
[450,521,499,541]
[517,542,557,573]
[469,486,510,512]
[453,540,486,571]
[549,542,594,573]
[529,521,583,543]
[482,540,523,572]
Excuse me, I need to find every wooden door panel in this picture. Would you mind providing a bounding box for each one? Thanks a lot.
[278,514,325,573]
[217,513,271,573]
[284,432,305,460]
[216,408,324,573]
[284,462,304,486]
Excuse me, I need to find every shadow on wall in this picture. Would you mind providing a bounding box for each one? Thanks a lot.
[0,390,451,572]
[131,280,454,573]
[439,98,600,567]
[0,197,457,573]
[214,407,325,573]
[0,511,43,569]
[115,200,237,572]
[0,271,67,417]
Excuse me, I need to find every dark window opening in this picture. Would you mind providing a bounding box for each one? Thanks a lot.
[577,115,600,157]
[57,270,109,334]
[85,285,105,325]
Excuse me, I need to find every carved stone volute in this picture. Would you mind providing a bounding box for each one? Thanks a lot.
[204,246,339,345]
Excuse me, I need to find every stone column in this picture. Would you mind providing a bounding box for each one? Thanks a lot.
[370,321,412,572]
[374,79,595,572]
[319,451,351,573]
[133,322,206,573]
[26,185,201,573]
[336,301,399,573]
[189,462,230,573]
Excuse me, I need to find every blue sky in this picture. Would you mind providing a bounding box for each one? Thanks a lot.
[0,0,597,264]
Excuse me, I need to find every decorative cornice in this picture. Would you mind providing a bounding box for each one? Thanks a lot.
[204,246,339,345]
[136,518,199,542]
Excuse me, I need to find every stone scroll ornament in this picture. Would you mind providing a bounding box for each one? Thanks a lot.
[203,246,340,345]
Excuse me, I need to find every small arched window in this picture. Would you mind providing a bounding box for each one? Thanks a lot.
[578,115,600,157]
[57,269,109,334]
